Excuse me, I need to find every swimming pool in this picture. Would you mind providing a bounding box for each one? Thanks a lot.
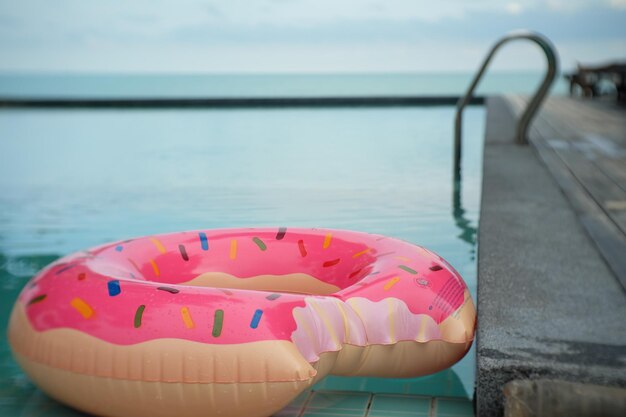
[0,106,484,415]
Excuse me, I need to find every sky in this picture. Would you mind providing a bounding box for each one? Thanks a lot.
[0,0,624,73]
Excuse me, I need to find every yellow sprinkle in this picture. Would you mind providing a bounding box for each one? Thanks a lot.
[394,256,412,263]
[323,233,332,249]
[70,297,94,319]
[230,239,238,260]
[383,276,401,291]
[149,259,160,276]
[180,307,195,329]
[150,238,166,254]
[352,248,371,258]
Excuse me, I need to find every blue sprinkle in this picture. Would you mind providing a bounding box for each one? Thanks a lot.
[107,280,121,296]
[199,232,209,251]
[250,309,263,329]
[115,245,123,252]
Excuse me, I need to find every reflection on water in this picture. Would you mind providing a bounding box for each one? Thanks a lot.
[0,106,484,414]
[453,179,478,258]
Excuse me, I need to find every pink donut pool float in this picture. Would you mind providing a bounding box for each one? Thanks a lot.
[8,227,476,417]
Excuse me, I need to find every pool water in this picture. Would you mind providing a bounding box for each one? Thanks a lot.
[0,106,484,416]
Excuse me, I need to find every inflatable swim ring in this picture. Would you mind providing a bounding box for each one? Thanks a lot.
[8,228,476,417]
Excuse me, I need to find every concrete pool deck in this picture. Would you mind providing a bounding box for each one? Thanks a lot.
[476,96,626,416]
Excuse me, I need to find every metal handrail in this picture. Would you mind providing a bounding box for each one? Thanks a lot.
[453,30,558,181]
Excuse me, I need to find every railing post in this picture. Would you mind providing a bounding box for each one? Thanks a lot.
[453,31,559,181]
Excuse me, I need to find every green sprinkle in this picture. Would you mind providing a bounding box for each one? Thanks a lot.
[134,305,145,328]
[212,309,224,337]
[27,294,47,306]
[398,265,418,274]
[252,237,267,251]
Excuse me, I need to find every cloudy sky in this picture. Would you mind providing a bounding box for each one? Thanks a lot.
[0,0,624,73]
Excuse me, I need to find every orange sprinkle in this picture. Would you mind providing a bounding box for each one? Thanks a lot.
[70,297,94,319]
[323,233,332,249]
[180,307,195,329]
[352,248,371,258]
[383,277,401,291]
[149,259,160,276]
[230,239,238,260]
[149,238,167,254]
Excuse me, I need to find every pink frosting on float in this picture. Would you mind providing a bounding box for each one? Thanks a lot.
[18,228,468,349]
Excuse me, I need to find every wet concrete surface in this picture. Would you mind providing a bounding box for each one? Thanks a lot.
[476,96,626,416]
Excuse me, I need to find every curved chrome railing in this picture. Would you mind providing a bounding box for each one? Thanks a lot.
[453,31,559,181]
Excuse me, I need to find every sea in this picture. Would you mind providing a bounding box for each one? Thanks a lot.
[0,71,569,98]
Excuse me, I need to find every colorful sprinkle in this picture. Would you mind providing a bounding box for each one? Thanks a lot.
[55,264,77,275]
[178,244,189,261]
[398,265,418,274]
[384,277,401,291]
[199,232,209,251]
[323,233,332,249]
[150,238,167,254]
[115,245,123,252]
[134,305,145,328]
[219,289,233,296]
[349,268,364,279]
[212,309,224,337]
[107,280,121,297]
[77,272,86,281]
[157,286,180,294]
[229,239,238,260]
[429,265,443,271]
[180,307,195,329]
[266,293,281,301]
[276,227,287,240]
[250,309,263,329]
[27,294,47,306]
[298,239,307,257]
[323,258,341,267]
[252,237,267,251]
[71,298,94,319]
[149,259,160,276]
[352,248,371,258]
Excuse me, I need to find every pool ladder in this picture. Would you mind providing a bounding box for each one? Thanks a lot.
[454,31,559,181]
